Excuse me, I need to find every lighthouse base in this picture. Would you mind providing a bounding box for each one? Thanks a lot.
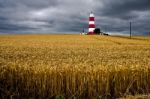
[88,32,95,35]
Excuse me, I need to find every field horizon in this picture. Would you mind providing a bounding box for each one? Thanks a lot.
[0,34,150,99]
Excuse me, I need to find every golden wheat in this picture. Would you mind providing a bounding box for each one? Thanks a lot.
[0,35,150,99]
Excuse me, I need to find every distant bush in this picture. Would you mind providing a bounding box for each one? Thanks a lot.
[94,28,101,35]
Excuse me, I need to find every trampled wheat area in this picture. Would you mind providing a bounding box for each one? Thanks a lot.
[0,35,150,99]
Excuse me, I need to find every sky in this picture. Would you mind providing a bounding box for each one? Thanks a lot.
[0,0,150,35]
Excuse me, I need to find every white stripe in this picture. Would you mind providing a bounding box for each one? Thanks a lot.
[90,13,94,17]
[89,21,95,24]
[89,28,95,32]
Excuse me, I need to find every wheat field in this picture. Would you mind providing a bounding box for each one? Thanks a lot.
[0,34,150,99]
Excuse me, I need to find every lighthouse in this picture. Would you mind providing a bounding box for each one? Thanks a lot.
[88,12,96,35]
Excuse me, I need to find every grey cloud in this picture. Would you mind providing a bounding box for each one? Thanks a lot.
[100,0,150,17]
[0,0,150,35]
[94,0,150,35]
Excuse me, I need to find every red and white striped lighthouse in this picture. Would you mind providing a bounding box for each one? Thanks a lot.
[88,12,96,35]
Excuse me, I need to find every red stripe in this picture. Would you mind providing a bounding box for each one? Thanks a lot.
[88,32,95,35]
[89,24,95,28]
[89,17,95,21]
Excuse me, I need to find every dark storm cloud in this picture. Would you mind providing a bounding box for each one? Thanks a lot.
[95,0,150,35]
[0,0,150,35]
[98,0,150,19]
